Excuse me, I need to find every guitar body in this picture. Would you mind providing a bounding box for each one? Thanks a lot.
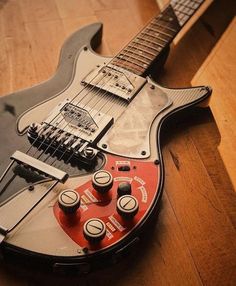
[0,22,211,274]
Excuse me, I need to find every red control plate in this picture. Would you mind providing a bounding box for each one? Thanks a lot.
[54,155,160,251]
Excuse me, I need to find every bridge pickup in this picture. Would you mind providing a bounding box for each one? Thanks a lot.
[82,64,146,102]
[10,151,68,183]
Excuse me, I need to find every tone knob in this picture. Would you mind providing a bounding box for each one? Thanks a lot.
[117,182,132,197]
[92,170,113,193]
[58,189,80,214]
[117,195,139,220]
[83,218,106,243]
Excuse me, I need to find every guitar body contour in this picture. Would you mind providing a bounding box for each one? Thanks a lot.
[0,23,211,274]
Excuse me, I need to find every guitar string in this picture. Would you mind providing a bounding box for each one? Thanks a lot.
[34,73,114,160]
[26,66,113,156]
[53,14,178,169]
[39,74,118,163]
[26,11,170,161]
[31,9,177,169]
[26,7,178,170]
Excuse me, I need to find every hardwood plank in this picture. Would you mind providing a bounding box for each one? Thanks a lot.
[0,0,37,95]
[90,0,128,11]
[94,8,141,55]
[192,17,236,191]
[162,126,236,285]
[23,19,66,82]
[0,1,235,285]
[19,0,59,23]
[55,0,94,18]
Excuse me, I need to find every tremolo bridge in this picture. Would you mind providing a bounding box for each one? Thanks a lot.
[27,100,114,165]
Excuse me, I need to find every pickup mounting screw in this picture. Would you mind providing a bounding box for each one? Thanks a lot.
[141,151,146,156]
[28,185,34,191]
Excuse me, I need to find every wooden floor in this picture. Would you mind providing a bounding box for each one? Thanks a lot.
[0,0,236,285]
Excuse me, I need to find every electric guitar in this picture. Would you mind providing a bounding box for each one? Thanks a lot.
[0,0,211,274]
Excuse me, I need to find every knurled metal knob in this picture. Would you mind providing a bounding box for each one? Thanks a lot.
[92,170,113,193]
[83,218,106,243]
[58,189,80,214]
[117,195,139,220]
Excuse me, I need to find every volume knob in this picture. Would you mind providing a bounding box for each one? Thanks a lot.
[117,195,139,220]
[92,170,113,193]
[83,218,106,243]
[117,182,132,197]
[58,189,80,214]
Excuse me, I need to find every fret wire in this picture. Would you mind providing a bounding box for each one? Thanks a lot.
[137,36,165,48]
[150,23,176,34]
[140,32,168,45]
[112,2,192,74]
[118,53,150,66]
[122,49,154,62]
[131,40,162,53]
[144,26,172,40]
[114,57,147,69]
[126,45,157,57]
[151,20,177,33]
[112,60,144,74]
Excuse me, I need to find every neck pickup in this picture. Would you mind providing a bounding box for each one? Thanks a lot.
[82,64,146,102]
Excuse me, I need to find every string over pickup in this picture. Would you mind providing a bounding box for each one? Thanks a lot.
[82,64,146,101]
[10,151,68,183]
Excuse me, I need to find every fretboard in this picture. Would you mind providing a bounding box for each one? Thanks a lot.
[111,0,204,75]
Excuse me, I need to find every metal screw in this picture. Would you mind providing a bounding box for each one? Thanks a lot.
[28,185,34,191]
[141,151,146,155]
[154,159,160,165]
[150,85,155,90]
[83,46,88,51]
[102,144,107,149]
[83,247,89,254]
[85,147,94,158]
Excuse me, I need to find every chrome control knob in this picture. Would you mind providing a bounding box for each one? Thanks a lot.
[83,218,106,243]
[92,170,113,193]
[58,189,80,214]
[117,195,139,220]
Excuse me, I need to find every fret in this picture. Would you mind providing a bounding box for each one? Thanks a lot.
[126,45,157,58]
[140,31,169,45]
[122,48,155,62]
[114,56,147,69]
[151,19,177,33]
[137,36,165,49]
[111,0,204,75]
[150,22,177,34]
[171,0,204,26]
[117,53,150,66]
[144,26,172,41]
[132,39,162,53]
[128,43,158,57]
[111,59,144,75]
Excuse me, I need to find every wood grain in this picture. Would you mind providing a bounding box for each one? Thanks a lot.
[0,0,236,285]
[192,17,236,191]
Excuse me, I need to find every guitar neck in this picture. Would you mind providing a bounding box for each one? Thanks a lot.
[111,0,204,75]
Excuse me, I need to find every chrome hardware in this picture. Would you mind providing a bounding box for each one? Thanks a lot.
[27,100,114,165]
[10,151,68,182]
[82,64,146,101]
